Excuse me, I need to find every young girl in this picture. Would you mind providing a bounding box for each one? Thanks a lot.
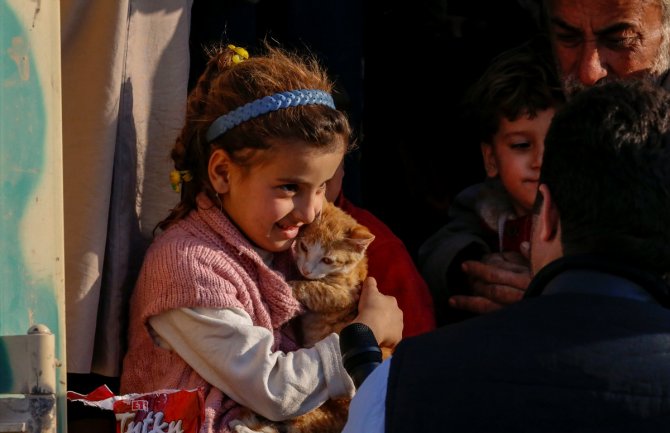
[120,44,402,432]
[418,36,564,325]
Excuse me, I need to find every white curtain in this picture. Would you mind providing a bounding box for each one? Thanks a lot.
[60,0,192,376]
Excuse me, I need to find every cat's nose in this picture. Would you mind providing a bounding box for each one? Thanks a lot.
[301,266,310,277]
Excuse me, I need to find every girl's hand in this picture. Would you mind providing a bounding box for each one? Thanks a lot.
[352,277,403,349]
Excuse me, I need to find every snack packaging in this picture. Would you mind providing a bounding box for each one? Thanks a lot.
[67,385,205,433]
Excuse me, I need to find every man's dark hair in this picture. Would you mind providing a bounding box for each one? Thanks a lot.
[540,80,670,275]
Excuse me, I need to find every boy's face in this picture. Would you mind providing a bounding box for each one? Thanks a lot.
[482,108,556,216]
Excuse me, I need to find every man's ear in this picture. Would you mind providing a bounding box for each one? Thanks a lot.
[480,142,499,178]
[537,184,560,243]
[208,149,232,194]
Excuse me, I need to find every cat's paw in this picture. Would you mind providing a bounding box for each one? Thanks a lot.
[229,416,279,433]
[288,280,309,303]
[229,419,263,433]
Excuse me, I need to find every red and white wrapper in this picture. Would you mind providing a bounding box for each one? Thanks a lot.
[68,385,205,433]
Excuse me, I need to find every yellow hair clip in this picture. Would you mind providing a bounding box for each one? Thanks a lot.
[228,44,249,64]
[170,169,192,193]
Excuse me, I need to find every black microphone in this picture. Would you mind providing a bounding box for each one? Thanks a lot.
[339,323,383,388]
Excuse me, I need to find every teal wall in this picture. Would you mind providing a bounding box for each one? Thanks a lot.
[0,2,53,339]
[0,2,65,430]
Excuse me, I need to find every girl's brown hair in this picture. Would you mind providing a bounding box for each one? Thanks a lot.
[158,43,352,231]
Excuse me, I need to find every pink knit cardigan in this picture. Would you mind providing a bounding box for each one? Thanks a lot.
[121,193,303,433]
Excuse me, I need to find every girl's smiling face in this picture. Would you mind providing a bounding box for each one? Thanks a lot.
[482,108,555,216]
[210,138,346,252]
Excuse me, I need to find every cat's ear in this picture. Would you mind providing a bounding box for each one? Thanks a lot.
[348,226,375,253]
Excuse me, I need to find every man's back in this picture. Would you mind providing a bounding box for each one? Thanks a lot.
[387,261,670,433]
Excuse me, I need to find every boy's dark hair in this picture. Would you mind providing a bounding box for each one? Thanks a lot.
[464,35,564,145]
[541,80,670,275]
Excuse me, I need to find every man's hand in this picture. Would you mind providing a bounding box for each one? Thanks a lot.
[450,247,531,314]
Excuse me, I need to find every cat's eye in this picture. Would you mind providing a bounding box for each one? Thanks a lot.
[321,257,333,265]
[299,241,307,252]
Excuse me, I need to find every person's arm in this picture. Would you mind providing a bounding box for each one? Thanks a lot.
[149,307,354,421]
[421,182,532,317]
[341,358,391,433]
[418,213,492,301]
[418,183,495,323]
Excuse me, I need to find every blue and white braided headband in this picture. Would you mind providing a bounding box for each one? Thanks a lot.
[205,89,336,142]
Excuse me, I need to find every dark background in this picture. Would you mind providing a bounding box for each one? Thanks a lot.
[189,0,541,259]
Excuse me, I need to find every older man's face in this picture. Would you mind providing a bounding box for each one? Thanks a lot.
[548,0,669,95]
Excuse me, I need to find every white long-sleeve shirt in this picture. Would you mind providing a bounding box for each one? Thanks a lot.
[150,306,355,421]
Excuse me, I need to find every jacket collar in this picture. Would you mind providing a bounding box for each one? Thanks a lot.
[525,254,670,308]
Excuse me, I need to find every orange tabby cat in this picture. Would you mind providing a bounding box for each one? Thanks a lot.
[231,201,375,433]
[291,200,375,347]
